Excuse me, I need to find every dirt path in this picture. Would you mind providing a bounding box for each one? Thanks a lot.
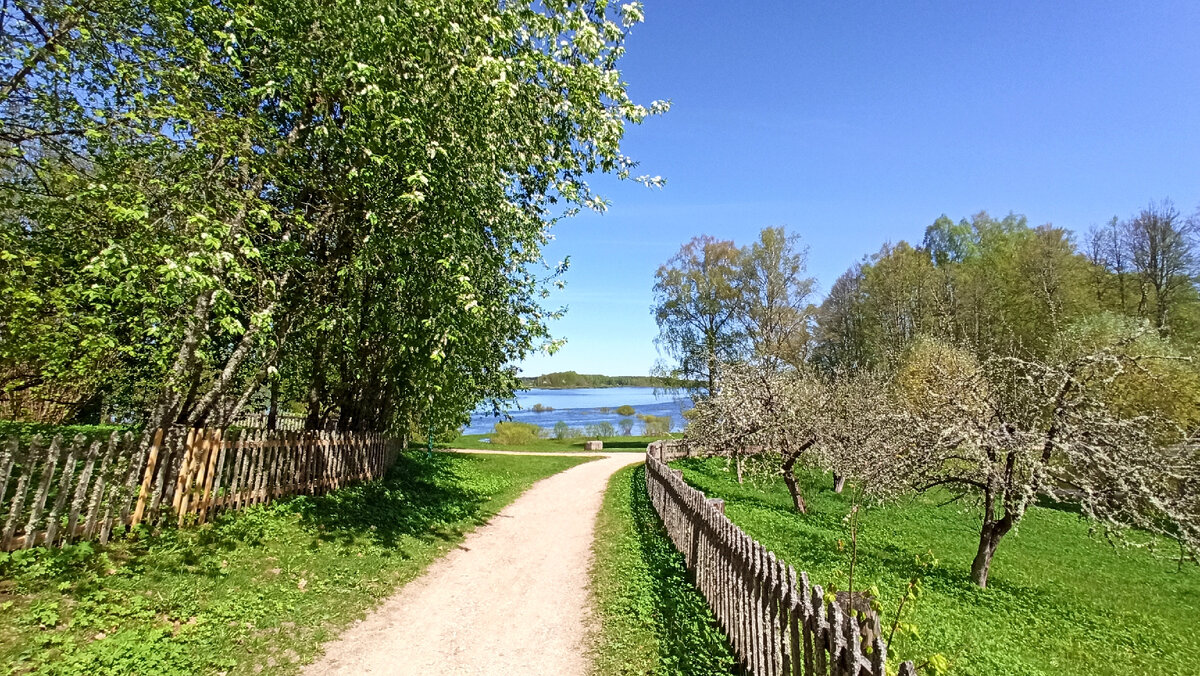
[303,451,644,675]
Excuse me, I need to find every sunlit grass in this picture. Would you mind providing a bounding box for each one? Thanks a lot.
[673,457,1200,676]
[0,452,591,675]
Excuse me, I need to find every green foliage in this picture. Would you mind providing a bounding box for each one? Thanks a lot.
[488,421,543,445]
[616,405,637,416]
[653,228,816,394]
[0,452,589,674]
[0,422,131,445]
[0,0,665,433]
[553,420,573,440]
[618,418,636,436]
[814,209,1200,373]
[586,422,616,438]
[530,403,554,413]
[638,414,672,437]
[673,457,1200,675]
[589,464,734,675]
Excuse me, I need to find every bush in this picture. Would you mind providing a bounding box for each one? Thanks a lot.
[618,418,635,436]
[586,422,616,438]
[553,421,573,440]
[638,414,671,436]
[531,403,554,413]
[489,421,542,445]
[616,405,636,416]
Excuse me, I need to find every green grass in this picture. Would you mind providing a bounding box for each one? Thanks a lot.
[589,463,735,676]
[447,433,664,452]
[673,457,1200,676]
[0,451,592,675]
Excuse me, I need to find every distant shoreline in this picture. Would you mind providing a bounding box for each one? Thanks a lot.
[517,371,696,390]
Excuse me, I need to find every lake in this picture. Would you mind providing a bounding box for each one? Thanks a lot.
[464,387,693,435]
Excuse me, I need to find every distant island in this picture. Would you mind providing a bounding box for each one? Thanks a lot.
[519,371,695,390]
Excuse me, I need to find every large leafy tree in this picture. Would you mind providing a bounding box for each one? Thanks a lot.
[0,0,666,434]
[652,235,745,397]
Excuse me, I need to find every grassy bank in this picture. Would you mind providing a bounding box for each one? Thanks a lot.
[589,463,734,676]
[673,457,1200,676]
[447,433,663,452]
[0,451,591,675]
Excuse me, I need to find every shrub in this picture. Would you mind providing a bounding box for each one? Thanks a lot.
[586,422,616,438]
[638,414,671,436]
[489,421,542,445]
[616,405,636,416]
[531,403,554,413]
[553,421,572,440]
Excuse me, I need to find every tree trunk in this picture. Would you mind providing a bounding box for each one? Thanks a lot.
[971,518,1012,588]
[779,440,814,514]
[735,455,744,484]
[782,465,807,514]
[833,473,846,493]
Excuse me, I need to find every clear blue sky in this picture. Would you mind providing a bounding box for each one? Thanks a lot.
[518,0,1200,377]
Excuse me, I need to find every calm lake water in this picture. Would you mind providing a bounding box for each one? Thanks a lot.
[464,387,693,435]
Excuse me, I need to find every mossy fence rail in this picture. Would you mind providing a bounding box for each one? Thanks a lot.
[646,442,915,676]
[0,428,400,551]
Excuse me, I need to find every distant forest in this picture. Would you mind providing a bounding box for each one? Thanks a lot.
[519,371,695,389]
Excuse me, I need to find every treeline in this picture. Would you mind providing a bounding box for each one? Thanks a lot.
[520,371,692,389]
[0,1,662,436]
[658,205,1200,586]
[815,204,1200,369]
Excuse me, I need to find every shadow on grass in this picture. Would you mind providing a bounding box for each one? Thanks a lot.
[288,452,493,549]
[592,438,654,450]
[627,465,736,675]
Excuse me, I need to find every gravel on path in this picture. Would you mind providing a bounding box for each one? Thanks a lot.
[302,451,645,675]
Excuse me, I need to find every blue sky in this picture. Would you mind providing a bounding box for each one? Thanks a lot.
[518,0,1200,377]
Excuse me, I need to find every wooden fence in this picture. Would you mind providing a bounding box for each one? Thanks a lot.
[231,411,308,432]
[644,444,915,676]
[0,428,401,551]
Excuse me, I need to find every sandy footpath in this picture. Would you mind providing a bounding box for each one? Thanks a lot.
[302,451,644,675]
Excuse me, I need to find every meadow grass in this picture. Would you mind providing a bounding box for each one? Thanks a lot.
[589,463,735,675]
[446,433,663,452]
[673,456,1200,676]
[0,451,591,675]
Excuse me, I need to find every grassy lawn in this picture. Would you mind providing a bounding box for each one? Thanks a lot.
[589,463,734,676]
[446,433,664,452]
[0,451,592,676]
[672,457,1200,676]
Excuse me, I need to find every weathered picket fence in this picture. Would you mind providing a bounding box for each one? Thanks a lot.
[0,428,400,551]
[231,411,308,432]
[645,443,915,676]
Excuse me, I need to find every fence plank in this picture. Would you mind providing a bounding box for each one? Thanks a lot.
[44,434,85,546]
[2,436,38,549]
[0,437,17,512]
[20,435,61,548]
[131,428,165,528]
[65,440,101,544]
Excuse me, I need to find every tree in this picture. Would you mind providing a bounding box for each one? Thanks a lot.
[1123,201,1198,336]
[687,363,827,512]
[887,330,1197,588]
[653,236,745,397]
[738,227,817,368]
[0,0,667,437]
[618,417,635,436]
